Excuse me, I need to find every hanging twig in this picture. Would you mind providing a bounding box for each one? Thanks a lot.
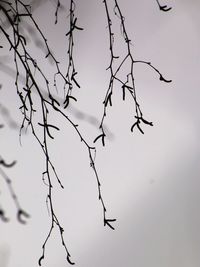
[64,0,83,107]
[98,0,171,145]
[0,1,115,265]
[0,164,30,224]
[155,0,172,12]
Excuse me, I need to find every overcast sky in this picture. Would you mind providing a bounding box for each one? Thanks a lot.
[0,1,200,267]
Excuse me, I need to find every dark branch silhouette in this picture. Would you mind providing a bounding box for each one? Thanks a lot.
[155,0,172,12]
[0,160,30,224]
[63,0,83,108]
[0,0,115,265]
[98,0,171,145]
[0,0,172,266]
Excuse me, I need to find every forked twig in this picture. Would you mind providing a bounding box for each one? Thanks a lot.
[0,1,115,265]
[98,0,171,145]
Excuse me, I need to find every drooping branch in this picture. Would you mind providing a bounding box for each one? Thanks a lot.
[63,0,83,108]
[0,0,172,265]
[98,0,171,145]
[97,0,116,146]
[0,160,30,224]
[0,1,115,265]
[0,5,75,261]
[0,79,29,223]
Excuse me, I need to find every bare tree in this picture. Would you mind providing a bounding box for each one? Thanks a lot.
[0,0,171,265]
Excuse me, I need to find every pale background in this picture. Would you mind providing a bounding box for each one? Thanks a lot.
[0,0,200,266]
